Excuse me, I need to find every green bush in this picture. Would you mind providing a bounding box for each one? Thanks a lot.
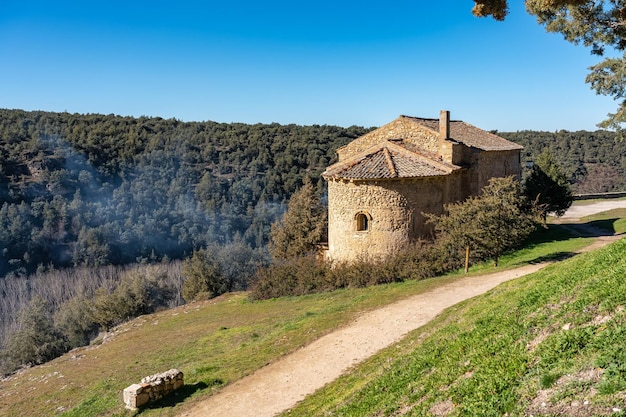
[181,250,227,302]
[88,270,177,331]
[3,297,69,370]
[54,296,99,348]
[250,240,463,300]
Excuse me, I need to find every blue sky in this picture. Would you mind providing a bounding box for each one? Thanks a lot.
[0,1,616,131]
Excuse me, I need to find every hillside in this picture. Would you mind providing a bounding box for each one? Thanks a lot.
[501,130,626,194]
[0,207,624,416]
[0,109,370,278]
[288,239,626,416]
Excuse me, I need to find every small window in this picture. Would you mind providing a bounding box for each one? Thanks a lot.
[356,212,369,232]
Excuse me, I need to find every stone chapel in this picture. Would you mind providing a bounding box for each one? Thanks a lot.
[322,110,523,263]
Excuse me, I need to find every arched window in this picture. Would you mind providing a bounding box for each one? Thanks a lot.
[355,212,370,232]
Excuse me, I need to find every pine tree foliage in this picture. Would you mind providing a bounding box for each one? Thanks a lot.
[524,148,573,223]
[476,176,538,266]
[269,178,327,260]
[427,176,537,269]
[4,296,68,368]
[426,196,484,273]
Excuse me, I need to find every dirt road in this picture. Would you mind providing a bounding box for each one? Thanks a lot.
[179,200,626,417]
[558,199,626,221]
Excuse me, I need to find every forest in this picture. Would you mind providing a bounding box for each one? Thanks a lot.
[0,108,624,373]
[0,109,369,277]
[500,129,626,194]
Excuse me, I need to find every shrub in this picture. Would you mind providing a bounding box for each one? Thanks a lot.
[250,255,327,300]
[54,296,99,348]
[3,296,69,370]
[181,250,227,302]
[250,239,463,301]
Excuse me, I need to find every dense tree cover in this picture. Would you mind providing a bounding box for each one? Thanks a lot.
[0,108,622,373]
[0,109,368,278]
[500,129,626,193]
[0,110,623,279]
[473,0,626,135]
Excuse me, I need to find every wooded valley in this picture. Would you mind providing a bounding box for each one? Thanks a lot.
[0,108,623,373]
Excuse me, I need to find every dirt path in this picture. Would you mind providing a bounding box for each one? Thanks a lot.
[557,199,626,221]
[179,201,626,417]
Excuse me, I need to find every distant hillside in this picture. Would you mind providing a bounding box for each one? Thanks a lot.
[0,109,370,277]
[500,130,626,194]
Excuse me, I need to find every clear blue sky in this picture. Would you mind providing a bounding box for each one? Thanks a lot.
[0,1,616,131]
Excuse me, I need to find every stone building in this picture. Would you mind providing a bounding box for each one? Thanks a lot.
[322,111,523,263]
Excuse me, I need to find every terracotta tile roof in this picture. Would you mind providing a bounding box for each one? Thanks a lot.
[323,141,459,180]
[402,116,523,151]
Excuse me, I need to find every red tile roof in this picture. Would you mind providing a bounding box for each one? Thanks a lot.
[323,140,459,180]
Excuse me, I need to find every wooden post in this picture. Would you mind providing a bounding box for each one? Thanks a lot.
[464,245,470,274]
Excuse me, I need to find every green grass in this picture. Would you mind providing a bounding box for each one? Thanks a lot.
[284,237,626,416]
[446,223,592,277]
[0,278,475,417]
[0,217,620,417]
[580,208,626,234]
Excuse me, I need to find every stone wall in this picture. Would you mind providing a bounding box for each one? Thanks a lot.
[471,150,521,195]
[123,369,184,409]
[337,117,439,162]
[325,115,523,263]
[326,172,468,263]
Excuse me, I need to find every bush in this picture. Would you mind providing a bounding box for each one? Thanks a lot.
[181,250,227,302]
[250,255,327,300]
[54,296,99,348]
[3,297,69,371]
[250,239,463,300]
[89,270,178,331]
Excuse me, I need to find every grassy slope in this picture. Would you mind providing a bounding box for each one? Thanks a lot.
[0,223,606,417]
[286,238,626,416]
[580,208,626,235]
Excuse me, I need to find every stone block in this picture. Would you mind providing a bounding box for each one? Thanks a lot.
[123,384,144,409]
[123,369,184,409]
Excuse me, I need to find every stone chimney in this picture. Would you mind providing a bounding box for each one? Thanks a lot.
[439,110,450,140]
[439,110,461,165]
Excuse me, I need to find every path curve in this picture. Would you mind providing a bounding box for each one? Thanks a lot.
[558,199,626,221]
[180,200,626,417]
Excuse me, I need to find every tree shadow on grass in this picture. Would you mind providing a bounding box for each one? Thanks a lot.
[533,219,617,242]
[527,251,578,264]
[136,379,223,414]
[513,219,620,266]
[556,219,617,238]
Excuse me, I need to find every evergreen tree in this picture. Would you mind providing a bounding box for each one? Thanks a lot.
[524,148,573,225]
[269,177,327,260]
[428,176,537,270]
[426,197,483,273]
[476,176,538,267]
[4,296,68,368]
[181,249,227,301]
